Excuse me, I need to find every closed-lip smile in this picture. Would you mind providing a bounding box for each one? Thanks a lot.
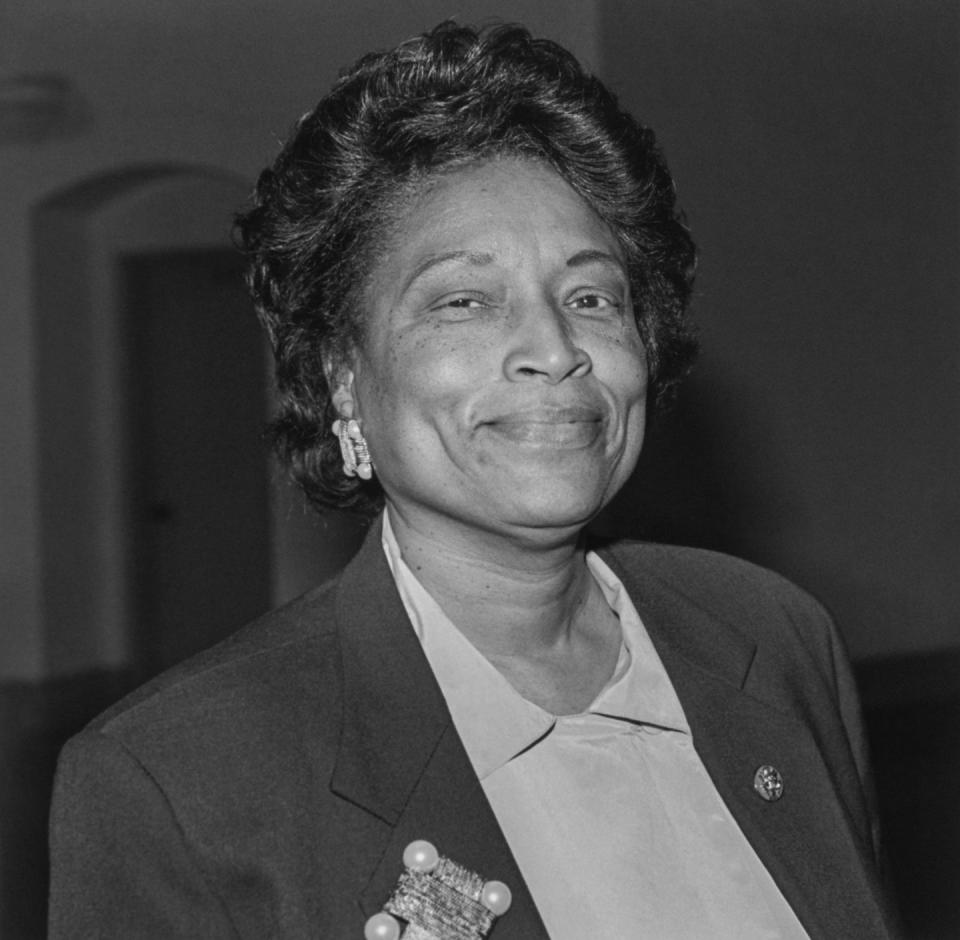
[480,406,605,446]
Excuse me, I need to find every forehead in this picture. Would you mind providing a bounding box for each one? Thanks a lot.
[373,157,624,277]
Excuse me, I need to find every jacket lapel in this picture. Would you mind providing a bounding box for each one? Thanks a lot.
[603,545,893,940]
[330,518,549,939]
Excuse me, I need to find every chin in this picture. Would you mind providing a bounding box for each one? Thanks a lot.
[457,457,631,537]
[498,485,610,534]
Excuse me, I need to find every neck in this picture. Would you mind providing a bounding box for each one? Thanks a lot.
[385,502,596,658]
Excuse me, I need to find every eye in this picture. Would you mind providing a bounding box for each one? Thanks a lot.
[567,290,622,312]
[428,292,492,315]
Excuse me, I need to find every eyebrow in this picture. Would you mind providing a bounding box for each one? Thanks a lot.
[403,250,496,294]
[400,247,626,297]
[565,249,626,271]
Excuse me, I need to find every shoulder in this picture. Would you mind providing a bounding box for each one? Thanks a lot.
[597,540,842,686]
[65,519,393,793]
[51,573,354,913]
[596,540,863,764]
[79,577,344,778]
[601,540,829,621]
[49,568,379,935]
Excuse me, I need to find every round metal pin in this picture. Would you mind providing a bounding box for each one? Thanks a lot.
[753,764,784,802]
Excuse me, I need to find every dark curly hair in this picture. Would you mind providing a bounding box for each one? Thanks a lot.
[235,21,698,516]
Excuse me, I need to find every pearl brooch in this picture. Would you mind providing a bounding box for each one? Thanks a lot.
[366,840,512,938]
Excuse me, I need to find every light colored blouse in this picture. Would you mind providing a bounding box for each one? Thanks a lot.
[382,512,809,939]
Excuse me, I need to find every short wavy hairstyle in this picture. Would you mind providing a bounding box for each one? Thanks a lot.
[236,21,698,515]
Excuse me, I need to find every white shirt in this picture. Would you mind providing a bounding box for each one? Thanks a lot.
[382,512,809,939]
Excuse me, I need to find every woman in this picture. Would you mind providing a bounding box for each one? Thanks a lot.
[49,22,898,939]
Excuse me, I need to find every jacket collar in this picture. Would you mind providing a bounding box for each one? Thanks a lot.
[330,514,449,825]
[328,523,755,824]
[598,542,759,691]
[329,516,550,938]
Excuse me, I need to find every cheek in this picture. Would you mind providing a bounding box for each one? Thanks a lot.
[401,332,495,401]
[600,335,649,406]
[587,313,647,381]
[355,338,463,440]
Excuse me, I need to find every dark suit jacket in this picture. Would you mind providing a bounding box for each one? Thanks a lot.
[48,518,899,938]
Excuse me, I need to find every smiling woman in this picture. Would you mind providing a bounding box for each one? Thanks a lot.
[344,158,647,544]
[48,21,900,940]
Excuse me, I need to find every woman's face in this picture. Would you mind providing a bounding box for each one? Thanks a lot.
[342,158,648,545]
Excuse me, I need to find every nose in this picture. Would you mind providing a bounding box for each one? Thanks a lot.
[502,301,592,383]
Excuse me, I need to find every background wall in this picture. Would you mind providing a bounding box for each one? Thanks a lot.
[594,0,958,661]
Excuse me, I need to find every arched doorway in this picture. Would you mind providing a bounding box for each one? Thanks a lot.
[34,165,270,678]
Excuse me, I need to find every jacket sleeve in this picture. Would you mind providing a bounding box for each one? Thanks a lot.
[48,730,238,939]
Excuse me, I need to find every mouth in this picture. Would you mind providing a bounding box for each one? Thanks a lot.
[480,407,605,447]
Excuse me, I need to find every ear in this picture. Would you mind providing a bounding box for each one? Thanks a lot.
[323,352,358,419]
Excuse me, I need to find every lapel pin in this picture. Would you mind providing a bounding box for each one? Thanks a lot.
[364,840,512,940]
[753,764,784,802]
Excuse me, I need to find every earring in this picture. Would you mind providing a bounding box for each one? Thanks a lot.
[332,418,373,480]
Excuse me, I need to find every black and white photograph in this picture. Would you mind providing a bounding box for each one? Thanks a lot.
[0,1,956,937]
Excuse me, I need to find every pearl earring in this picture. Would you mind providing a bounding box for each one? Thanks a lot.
[332,418,372,480]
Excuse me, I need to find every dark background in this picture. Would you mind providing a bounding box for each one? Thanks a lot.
[1,1,956,936]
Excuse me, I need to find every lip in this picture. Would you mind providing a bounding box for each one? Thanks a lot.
[479,406,605,447]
